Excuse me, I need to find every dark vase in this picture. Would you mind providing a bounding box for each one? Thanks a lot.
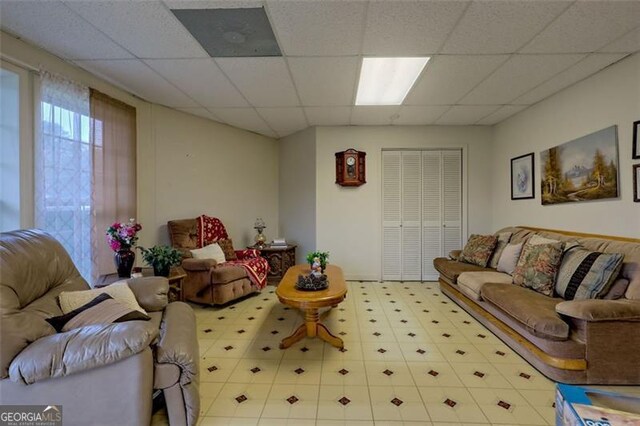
[114,248,135,278]
[154,264,171,277]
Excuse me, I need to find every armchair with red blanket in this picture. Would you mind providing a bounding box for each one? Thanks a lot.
[167,215,269,305]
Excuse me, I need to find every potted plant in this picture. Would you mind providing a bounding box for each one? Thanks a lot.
[138,245,182,277]
[305,251,329,273]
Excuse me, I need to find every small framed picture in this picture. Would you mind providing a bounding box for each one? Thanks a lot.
[634,120,640,159]
[511,153,535,200]
[634,164,640,202]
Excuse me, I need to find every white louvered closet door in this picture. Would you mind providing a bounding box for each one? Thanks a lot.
[401,152,422,281]
[382,151,402,280]
[422,151,442,280]
[442,150,462,256]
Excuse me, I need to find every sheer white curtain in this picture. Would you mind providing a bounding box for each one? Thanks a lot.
[35,71,92,280]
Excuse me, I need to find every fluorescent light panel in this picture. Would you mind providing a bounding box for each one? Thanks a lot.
[356,57,430,106]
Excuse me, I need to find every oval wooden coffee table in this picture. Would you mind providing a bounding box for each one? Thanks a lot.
[276,264,347,349]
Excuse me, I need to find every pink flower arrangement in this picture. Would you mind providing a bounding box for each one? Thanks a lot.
[106,218,142,252]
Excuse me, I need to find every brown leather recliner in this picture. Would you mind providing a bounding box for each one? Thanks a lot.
[167,217,265,305]
[0,229,200,426]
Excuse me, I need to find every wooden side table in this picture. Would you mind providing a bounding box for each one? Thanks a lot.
[249,244,297,285]
[95,266,187,302]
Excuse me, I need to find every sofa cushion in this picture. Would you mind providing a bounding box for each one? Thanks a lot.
[217,239,238,261]
[167,219,198,250]
[433,258,493,283]
[457,271,513,301]
[59,281,146,315]
[602,278,630,300]
[513,242,564,297]
[190,243,226,263]
[481,283,569,341]
[623,262,640,299]
[497,242,523,275]
[459,234,498,267]
[46,293,150,333]
[555,246,624,300]
[488,232,512,269]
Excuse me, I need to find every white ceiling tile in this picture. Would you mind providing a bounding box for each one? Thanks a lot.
[304,107,352,126]
[521,1,640,53]
[288,57,358,106]
[0,1,133,60]
[404,55,508,105]
[257,107,308,137]
[351,106,401,126]
[209,107,277,138]
[513,53,627,105]
[392,106,450,125]
[74,59,197,107]
[216,57,299,107]
[599,27,640,53]
[459,54,585,105]
[144,59,248,107]
[176,107,222,122]
[435,105,500,125]
[266,0,367,56]
[441,0,570,54]
[64,1,208,58]
[363,1,468,55]
[475,105,528,125]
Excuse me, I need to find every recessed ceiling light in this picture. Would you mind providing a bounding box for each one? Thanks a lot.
[356,57,430,106]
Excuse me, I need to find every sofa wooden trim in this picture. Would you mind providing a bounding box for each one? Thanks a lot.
[440,278,588,371]
[518,225,640,244]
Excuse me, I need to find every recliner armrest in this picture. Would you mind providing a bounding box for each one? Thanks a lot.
[182,258,217,271]
[449,250,461,260]
[128,277,169,312]
[556,299,640,322]
[9,322,158,384]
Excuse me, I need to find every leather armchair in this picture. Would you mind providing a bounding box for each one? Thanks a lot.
[0,229,199,426]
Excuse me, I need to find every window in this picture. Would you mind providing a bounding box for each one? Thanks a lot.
[35,72,92,280]
[0,67,21,232]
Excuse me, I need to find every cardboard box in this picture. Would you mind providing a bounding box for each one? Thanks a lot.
[556,384,640,426]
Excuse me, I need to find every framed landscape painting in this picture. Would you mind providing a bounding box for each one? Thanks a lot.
[541,125,619,205]
[511,153,535,200]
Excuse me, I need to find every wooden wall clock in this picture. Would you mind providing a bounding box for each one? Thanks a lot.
[335,148,366,187]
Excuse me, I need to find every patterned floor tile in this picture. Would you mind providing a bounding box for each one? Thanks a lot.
[364,361,415,386]
[200,357,241,383]
[317,385,373,420]
[467,387,547,425]
[418,387,489,424]
[227,358,280,384]
[261,384,320,419]
[273,360,322,384]
[206,383,271,418]
[448,362,514,389]
[320,360,368,386]
[369,385,430,421]
[407,361,465,388]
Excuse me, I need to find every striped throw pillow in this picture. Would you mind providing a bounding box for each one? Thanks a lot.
[555,246,624,300]
[47,293,150,332]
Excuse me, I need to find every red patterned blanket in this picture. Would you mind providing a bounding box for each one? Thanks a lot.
[227,249,269,289]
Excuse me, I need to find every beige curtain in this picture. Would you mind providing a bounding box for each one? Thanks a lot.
[90,89,137,280]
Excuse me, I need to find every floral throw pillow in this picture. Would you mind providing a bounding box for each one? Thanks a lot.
[513,242,564,297]
[459,234,499,267]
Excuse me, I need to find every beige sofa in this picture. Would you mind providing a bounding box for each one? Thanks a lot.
[434,226,640,385]
[0,229,200,426]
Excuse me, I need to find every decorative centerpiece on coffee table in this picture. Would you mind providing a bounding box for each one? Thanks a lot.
[296,251,330,291]
[106,218,142,278]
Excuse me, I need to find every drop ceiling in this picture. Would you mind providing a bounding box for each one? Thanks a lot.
[1,0,639,138]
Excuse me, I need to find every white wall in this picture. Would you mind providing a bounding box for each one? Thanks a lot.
[278,127,316,263]
[492,53,640,238]
[151,105,279,247]
[315,126,494,280]
[0,31,280,256]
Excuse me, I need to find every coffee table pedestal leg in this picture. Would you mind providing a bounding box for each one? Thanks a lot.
[279,307,344,349]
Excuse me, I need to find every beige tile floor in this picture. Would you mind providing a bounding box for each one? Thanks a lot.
[151,281,634,426]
